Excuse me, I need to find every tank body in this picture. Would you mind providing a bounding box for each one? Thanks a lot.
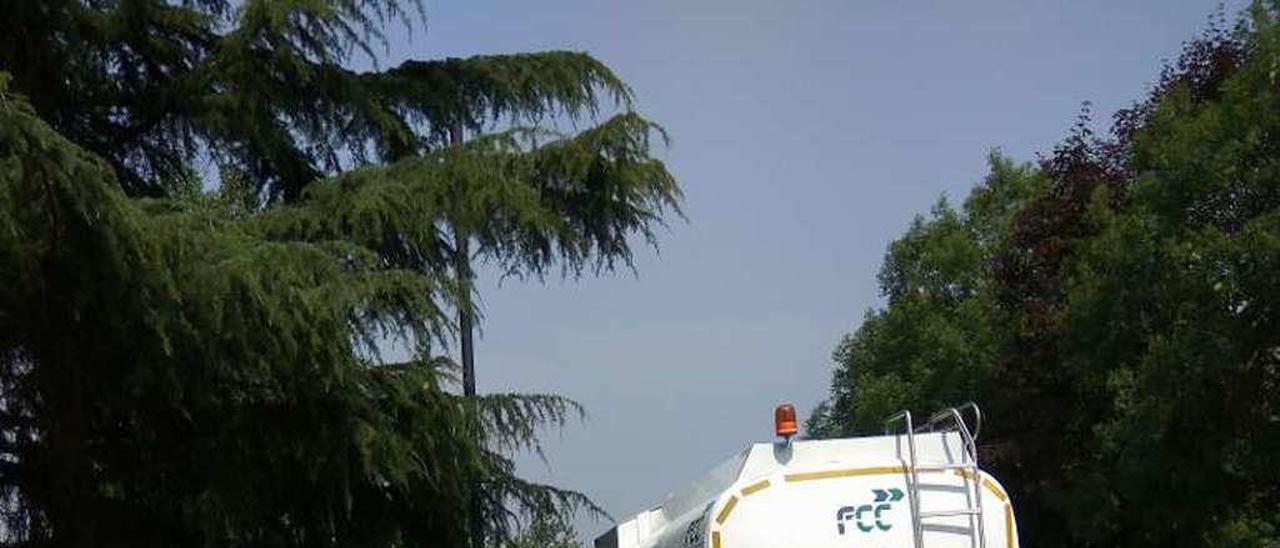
[595,433,1018,548]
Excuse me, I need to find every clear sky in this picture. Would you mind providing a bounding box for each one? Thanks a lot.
[386,0,1247,540]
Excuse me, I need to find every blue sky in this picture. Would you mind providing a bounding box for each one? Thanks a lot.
[385,0,1247,539]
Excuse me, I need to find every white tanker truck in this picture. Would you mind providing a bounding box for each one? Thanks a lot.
[595,403,1017,548]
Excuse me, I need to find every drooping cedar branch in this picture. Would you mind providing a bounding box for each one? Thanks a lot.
[0,1,683,546]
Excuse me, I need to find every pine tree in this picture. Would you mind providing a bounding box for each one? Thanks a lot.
[503,512,582,548]
[0,1,681,546]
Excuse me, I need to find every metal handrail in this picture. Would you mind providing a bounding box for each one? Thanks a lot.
[925,401,982,440]
[887,404,987,548]
[884,410,924,548]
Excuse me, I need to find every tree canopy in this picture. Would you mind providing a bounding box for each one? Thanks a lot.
[810,3,1280,546]
[0,1,682,547]
[805,153,1041,437]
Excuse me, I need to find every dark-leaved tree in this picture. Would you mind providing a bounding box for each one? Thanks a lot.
[811,3,1280,546]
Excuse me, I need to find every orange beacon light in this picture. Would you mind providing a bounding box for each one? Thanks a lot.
[775,402,798,439]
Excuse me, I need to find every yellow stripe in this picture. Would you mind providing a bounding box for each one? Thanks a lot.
[740,479,771,496]
[715,496,739,525]
[784,465,905,482]
[712,531,722,548]
[1004,503,1014,548]
[951,469,1008,502]
[984,478,1008,502]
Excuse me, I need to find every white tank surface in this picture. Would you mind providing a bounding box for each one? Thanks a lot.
[595,404,1017,548]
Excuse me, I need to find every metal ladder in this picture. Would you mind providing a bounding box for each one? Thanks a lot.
[884,403,987,548]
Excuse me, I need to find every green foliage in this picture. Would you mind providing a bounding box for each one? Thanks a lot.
[812,3,1280,545]
[259,112,679,285]
[0,0,644,202]
[807,153,1040,436]
[1,81,478,546]
[1039,6,1280,542]
[502,512,582,548]
[0,1,682,547]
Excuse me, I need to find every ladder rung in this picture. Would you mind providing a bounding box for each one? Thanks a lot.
[913,463,976,472]
[920,509,981,519]
[884,405,988,548]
